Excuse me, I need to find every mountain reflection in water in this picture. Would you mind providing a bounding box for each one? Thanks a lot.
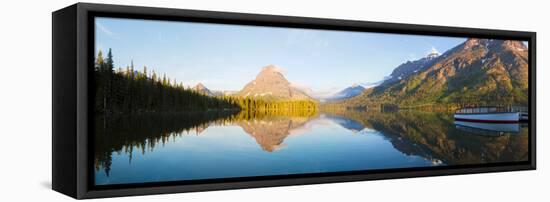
[94,109,528,185]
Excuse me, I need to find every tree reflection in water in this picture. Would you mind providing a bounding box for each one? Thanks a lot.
[94,109,528,177]
[324,109,528,165]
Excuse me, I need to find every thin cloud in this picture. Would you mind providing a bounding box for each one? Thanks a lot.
[96,22,114,36]
[360,80,384,89]
[290,82,342,99]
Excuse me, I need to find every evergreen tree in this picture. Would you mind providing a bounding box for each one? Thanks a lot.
[95,50,104,71]
[152,70,157,82]
[93,48,318,115]
[142,66,148,78]
[105,48,114,73]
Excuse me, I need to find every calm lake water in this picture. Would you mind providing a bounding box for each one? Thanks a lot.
[94,110,528,185]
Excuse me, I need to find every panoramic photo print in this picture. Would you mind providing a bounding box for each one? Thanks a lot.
[93,17,529,185]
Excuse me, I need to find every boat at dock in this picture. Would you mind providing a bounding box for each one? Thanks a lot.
[454,106,527,123]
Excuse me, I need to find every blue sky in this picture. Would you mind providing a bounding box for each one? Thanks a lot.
[95,17,467,96]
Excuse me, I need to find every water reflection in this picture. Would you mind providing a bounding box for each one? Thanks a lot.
[454,121,521,136]
[94,109,528,184]
[324,114,365,132]
[326,110,528,165]
[237,117,312,152]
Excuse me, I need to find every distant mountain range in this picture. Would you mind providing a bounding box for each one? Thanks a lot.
[193,83,216,96]
[344,38,529,107]
[191,38,528,107]
[324,84,366,102]
[236,65,313,100]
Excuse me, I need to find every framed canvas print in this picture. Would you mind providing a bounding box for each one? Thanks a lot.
[52,3,536,199]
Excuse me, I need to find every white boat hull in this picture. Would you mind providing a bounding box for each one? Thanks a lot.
[454,112,519,123]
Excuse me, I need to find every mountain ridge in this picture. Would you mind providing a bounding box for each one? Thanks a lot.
[324,84,366,102]
[382,51,440,85]
[342,38,528,107]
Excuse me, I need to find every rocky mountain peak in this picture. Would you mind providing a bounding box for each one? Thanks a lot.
[193,83,215,96]
[501,40,528,52]
[237,65,312,100]
[261,65,280,72]
[195,82,206,89]
[255,65,287,82]
[462,38,487,50]
[426,52,440,60]
[426,47,441,60]
[460,38,525,52]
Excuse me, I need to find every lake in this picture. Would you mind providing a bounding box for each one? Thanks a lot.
[94,110,528,185]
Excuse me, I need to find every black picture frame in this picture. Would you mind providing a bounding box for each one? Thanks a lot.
[52,3,536,199]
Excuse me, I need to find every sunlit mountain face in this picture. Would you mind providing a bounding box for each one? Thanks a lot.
[237,65,313,100]
[342,39,528,107]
